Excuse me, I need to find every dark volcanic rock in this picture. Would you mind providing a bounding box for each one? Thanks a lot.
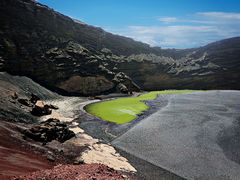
[117,83,129,94]
[18,98,32,107]
[113,72,140,93]
[30,93,40,104]
[116,39,240,90]
[47,104,59,110]
[31,100,52,116]
[57,75,115,95]
[0,0,141,95]
[0,72,58,123]
[0,0,239,92]
[23,118,75,143]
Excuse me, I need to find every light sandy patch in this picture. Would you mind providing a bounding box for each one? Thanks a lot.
[40,97,86,122]
[66,132,137,172]
[41,111,74,122]
[68,134,98,147]
[80,143,137,172]
[40,96,137,173]
[45,97,87,120]
[69,127,84,134]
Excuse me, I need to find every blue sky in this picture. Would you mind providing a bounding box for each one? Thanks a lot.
[38,0,240,48]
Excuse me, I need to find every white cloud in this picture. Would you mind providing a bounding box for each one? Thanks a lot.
[105,12,240,48]
[122,25,223,48]
[198,12,240,20]
[159,12,240,24]
[157,17,214,24]
[158,17,178,23]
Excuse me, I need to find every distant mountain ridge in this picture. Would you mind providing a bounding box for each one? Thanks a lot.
[0,0,239,94]
[117,37,240,90]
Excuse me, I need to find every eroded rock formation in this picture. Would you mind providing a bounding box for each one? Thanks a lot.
[0,0,140,95]
[23,118,75,143]
[0,0,239,94]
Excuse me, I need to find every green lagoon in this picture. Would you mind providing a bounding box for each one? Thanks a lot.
[85,90,196,124]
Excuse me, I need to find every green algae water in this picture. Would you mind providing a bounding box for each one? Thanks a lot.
[85,90,196,124]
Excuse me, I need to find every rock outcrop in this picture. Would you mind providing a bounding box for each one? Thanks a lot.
[23,118,75,143]
[116,38,240,90]
[0,0,140,95]
[31,100,52,116]
[7,88,56,117]
[18,98,32,107]
[0,73,138,179]
[113,72,140,93]
[0,72,58,123]
[0,0,239,93]
[58,75,115,95]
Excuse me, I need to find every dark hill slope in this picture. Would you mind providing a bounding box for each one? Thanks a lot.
[116,37,240,90]
[0,72,58,123]
[0,0,155,56]
[0,0,239,92]
[0,0,140,95]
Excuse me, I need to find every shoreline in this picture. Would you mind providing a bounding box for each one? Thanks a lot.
[77,94,175,179]
[41,95,138,173]
[78,93,169,142]
[116,148,185,180]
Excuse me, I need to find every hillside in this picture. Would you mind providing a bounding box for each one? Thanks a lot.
[0,0,239,95]
[0,0,159,56]
[118,37,240,90]
[0,0,141,95]
[0,72,138,179]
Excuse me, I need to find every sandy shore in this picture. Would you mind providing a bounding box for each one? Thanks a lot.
[41,96,137,173]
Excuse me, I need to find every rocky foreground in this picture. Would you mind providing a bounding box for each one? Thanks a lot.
[16,164,131,180]
[0,72,137,179]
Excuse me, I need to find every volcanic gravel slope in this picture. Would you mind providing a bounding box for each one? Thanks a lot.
[113,90,240,180]
[0,72,138,179]
[17,164,129,180]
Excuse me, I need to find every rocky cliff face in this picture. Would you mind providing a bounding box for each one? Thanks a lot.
[0,0,140,95]
[0,0,239,93]
[116,38,240,90]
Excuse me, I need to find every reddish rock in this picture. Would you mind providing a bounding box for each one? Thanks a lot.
[0,121,53,179]
[16,164,129,180]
